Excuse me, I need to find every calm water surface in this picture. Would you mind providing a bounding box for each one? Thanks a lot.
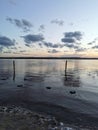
[0,59,98,114]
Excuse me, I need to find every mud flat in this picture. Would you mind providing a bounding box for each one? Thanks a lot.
[0,103,98,130]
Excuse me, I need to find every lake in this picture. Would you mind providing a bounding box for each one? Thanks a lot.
[0,59,98,116]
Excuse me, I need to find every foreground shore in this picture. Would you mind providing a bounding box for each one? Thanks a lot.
[0,104,98,130]
[0,105,86,130]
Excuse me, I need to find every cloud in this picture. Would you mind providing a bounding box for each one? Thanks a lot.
[69,22,74,26]
[63,43,79,49]
[6,17,33,32]
[88,38,98,45]
[10,46,17,49]
[48,49,59,53]
[21,34,44,44]
[0,36,15,47]
[62,38,75,43]
[63,31,82,41]
[88,40,95,45]
[19,50,27,53]
[39,24,45,32]
[61,31,83,49]
[8,0,16,5]
[40,42,63,48]
[92,45,98,49]
[25,44,31,47]
[51,19,64,26]
[0,46,3,52]
[3,51,12,54]
[75,48,86,52]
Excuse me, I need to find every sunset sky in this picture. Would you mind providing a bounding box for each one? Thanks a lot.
[0,0,98,57]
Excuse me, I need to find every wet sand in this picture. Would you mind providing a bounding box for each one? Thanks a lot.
[0,83,98,129]
[0,96,98,130]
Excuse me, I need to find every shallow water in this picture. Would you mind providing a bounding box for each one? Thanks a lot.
[0,59,98,116]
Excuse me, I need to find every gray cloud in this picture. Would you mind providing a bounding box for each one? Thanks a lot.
[63,43,79,49]
[21,34,44,44]
[62,38,75,43]
[88,38,98,45]
[51,19,64,26]
[48,49,59,53]
[3,51,12,54]
[0,36,15,47]
[19,50,27,53]
[92,45,98,49]
[88,41,95,45]
[25,44,31,47]
[10,46,17,49]
[75,48,86,52]
[41,42,64,48]
[88,42,93,45]
[6,17,33,32]
[39,24,45,32]
[61,31,83,49]
[63,31,82,41]
[0,46,3,52]
[38,43,43,48]
[43,42,59,48]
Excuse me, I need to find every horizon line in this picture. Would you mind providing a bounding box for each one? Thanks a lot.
[0,56,98,59]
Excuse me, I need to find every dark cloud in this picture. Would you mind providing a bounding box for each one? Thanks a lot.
[39,24,45,32]
[63,43,79,49]
[63,31,82,41]
[61,31,83,49]
[6,17,13,23]
[6,17,33,32]
[88,42,93,45]
[10,46,17,49]
[22,34,44,44]
[38,43,43,48]
[42,42,63,48]
[75,48,86,52]
[88,41,95,45]
[0,46,3,52]
[25,44,31,47]
[51,19,64,26]
[22,19,32,28]
[48,49,59,53]
[62,38,75,43]
[0,36,15,47]
[3,51,12,54]
[92,45,98,49]
[88,38,98,45]
[19,50,27,53]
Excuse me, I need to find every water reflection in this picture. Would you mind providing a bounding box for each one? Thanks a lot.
[63,71,80,87]
[0,70,12,80]
[24,72,44,82]
[63,60,81,87]
[0,59,98,91]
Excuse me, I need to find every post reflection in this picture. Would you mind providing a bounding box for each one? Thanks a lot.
[63,60,81,87]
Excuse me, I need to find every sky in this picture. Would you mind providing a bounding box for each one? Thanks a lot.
[0,0,98,57]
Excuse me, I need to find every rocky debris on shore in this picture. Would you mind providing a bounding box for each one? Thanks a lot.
[0,106,90,130]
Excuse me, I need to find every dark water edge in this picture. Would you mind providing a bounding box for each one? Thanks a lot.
[0,99,98,130]
[1,56,98,60]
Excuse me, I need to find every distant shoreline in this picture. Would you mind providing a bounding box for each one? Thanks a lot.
[0,57,98,60]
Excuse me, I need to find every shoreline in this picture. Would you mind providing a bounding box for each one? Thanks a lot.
[0,101,98,130]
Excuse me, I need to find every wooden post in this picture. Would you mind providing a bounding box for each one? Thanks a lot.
[65,60,67,76]
[13,60,15,81]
